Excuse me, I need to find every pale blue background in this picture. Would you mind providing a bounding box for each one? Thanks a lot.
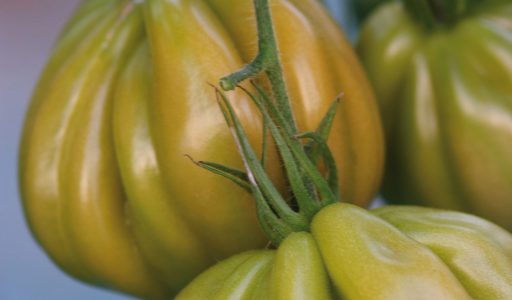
[0,1,354,299]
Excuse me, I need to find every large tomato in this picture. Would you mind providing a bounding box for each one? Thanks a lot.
[178,203,512,300]
[357,0,512,229]
[19,0,383,298]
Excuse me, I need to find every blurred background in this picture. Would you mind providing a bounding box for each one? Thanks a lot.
[0,0,355,299]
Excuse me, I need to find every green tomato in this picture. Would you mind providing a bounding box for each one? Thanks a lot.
[18,0,383,298]
[177,203,512,300]
[357,0,512,230]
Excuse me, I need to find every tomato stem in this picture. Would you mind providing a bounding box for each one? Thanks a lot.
[219,0,297,134]
[201,0,341,246]
[402,0,474,28]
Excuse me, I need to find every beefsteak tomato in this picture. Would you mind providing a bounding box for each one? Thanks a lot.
[357,0,512,229]
[177,203,512,299]
[19,0,383,298]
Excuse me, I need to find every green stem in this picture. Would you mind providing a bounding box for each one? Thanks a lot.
[207,0,342,246]
[219,0,297,133]
[352,0,389,22]
[402,0,472,28]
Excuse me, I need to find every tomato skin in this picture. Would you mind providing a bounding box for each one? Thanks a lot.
[19,0,383,298]
[177,203,512,300]
[357,1,512,230]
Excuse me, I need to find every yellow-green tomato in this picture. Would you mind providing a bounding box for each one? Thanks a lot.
[18,0,383,298]
[357,0,512,229]
[177,203,512,300]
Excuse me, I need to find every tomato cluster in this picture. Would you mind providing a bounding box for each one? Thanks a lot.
[19,0,512,299]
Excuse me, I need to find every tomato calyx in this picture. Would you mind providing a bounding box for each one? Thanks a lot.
[192,0,342,246]
[401,0,484,29]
